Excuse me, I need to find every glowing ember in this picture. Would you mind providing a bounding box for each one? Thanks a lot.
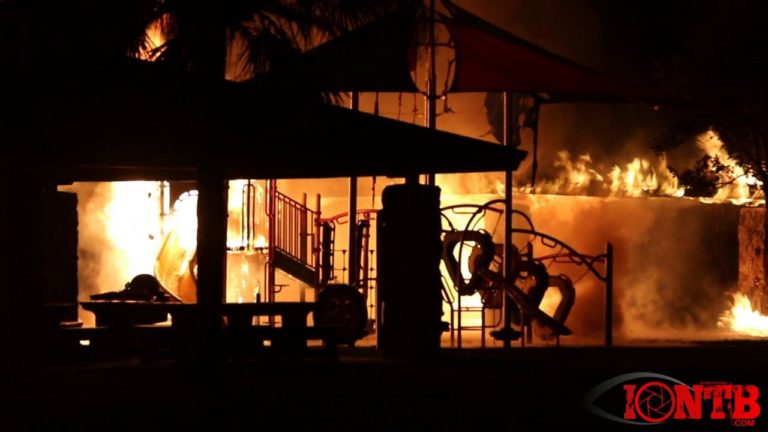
[718,293,768,337]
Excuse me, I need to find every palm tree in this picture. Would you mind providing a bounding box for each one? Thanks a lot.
[149,1,417,80]
[5,0,417,84]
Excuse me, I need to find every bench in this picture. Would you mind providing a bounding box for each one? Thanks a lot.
[79,301,339,360]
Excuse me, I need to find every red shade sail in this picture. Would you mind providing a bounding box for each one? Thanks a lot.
[292,0,665,104]
[441,1,662,103]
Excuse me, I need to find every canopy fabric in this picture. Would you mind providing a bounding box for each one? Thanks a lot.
[289,0,663,104]
[440,0,660,103]
[289,6,419,93]
[5,58,526,182]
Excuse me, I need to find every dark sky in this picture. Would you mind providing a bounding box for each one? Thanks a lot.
[454,0,768,178]
[460,0,768,93]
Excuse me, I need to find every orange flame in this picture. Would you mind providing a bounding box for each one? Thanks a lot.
[524,131,762,205]
[718,293,768,336]
[528,151,683,197]
[137,19,166,61]
[153,180,268,303]
[696,130,763,205]
[607,154,683,198]
[105,181,163,284]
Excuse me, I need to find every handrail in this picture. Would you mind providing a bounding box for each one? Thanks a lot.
[274,191,318,269]
[317,209,378,224]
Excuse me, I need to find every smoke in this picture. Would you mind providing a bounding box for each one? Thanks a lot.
[516,194,739,342]
[59,181,163,326]
[436,170,739,342]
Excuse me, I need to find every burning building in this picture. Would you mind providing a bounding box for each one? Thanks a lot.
[2,0,766,367]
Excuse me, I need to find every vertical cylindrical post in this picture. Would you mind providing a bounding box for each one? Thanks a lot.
[314,194,321,285]
[377,184,442,358]
[457,279,462,349]
[349,179,358,285]
[266,179,276,305]
[196,166,228,357]
[426,0,437,186]
[605,242,614,347]
[197,168,228,307]
[300,193,308,262]
[502,91,515,349]
[160,181,170,236]
[349,92,359,286]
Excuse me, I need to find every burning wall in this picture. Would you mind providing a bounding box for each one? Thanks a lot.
[437,190,740,343]
[519,194,739,341]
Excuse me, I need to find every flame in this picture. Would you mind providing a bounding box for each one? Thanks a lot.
[530,151,684,197]
[153,181,268,303]
[226,179,267,250]
[607,154,684,198]
[696,130,763,205]
[530,152,602,195]
[154,190,198,302]
[137,18,166,61]
[718,293,768,336]
[105,181,163,284]
[524,131,762,205]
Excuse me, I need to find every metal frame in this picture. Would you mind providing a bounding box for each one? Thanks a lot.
[441,199,614,348]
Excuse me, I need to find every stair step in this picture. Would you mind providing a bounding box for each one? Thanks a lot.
[274,249,316,287]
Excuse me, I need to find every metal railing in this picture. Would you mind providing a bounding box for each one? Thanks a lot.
[274,190,318,270]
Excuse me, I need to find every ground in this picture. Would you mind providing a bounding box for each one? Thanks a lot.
[2,342,767,431]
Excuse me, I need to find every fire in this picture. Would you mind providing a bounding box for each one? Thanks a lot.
[529,151,602,195]
[137,18,166,61]
[696,130,763,205]
[529,151,684,197]
[718,293,768,336]
[226,179,266,250]
[524,131,762,205]
[607,154,683,198]
[154,189,198,302]
[104,181,163,285]
[153,180,268,303]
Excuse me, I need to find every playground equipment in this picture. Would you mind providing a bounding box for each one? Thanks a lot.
[440,199,613,347]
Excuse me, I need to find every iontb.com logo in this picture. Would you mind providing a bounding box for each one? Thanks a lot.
[584,372,761,427]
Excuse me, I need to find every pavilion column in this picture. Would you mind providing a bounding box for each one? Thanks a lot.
[3,176,46,367]
[196,165,228,354]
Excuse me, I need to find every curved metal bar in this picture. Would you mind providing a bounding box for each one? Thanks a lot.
[441,203,497,212]
[511,228,609,282]
[440,212,457,232]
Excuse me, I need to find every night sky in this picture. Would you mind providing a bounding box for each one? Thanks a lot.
[460,0,768,92]
[452,0,768,183]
